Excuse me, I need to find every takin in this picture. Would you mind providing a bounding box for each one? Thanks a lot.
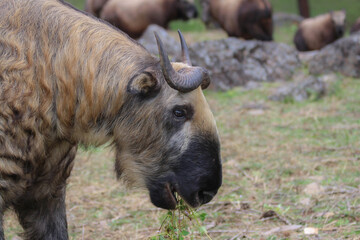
[0,0,222,239]
[294,10,346,51]
[350,17,360,34]
[87,0,198,39]
[202,0,273,41]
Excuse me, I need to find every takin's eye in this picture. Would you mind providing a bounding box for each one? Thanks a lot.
[172,105,194,121]
[173,108,186,118]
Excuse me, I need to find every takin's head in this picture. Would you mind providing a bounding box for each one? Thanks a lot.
[330,10,346,37]
[114,31,221,209]
[176,0,198,20]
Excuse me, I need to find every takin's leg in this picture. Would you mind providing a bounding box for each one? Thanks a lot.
[14,189,68,240]
[0,156,29,240]
[0,212,4,240]
[294,29,310,51]
[13,145,77,240]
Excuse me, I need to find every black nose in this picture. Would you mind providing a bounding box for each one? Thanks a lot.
[336,26,344,36]
[193,9,198,18]
[198,189,217,204]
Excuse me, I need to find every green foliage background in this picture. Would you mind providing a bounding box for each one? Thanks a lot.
[270,0,360,25]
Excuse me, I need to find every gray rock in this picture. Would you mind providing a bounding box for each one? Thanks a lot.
[273,13,304,26]
[241,101,269,110]
[188,38,301,90]
[319,73,338,84]
[269,75,326,102]
[138,25,180,57]
[298,51,319,66]
[244,81,262,90]
[307,34,360,78]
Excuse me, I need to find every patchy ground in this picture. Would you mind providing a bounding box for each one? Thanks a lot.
[4,75,360,239]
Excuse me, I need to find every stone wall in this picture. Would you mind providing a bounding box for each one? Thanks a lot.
[305,33,360,78]
[138,25,359,101]
[188,38,301,90]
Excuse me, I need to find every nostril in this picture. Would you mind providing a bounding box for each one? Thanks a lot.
[198,190,216,204]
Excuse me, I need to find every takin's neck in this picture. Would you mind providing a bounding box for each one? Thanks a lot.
[36,0,156,146]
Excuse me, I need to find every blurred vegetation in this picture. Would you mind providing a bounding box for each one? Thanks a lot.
[270,0,360,26]
[65,0,84,10]
[272,23,298,46]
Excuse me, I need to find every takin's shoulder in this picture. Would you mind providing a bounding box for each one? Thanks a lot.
[300,13,332,30]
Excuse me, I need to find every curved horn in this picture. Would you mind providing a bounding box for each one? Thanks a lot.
[178,30,192,66]
[154,32,210,93]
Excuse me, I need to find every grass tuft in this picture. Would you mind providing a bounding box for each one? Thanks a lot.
[151,194,212,240]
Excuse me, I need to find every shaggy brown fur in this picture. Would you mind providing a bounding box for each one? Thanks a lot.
[350,17,360,34]
[204,0,273,41]
[89,0,198,39]
[0,0,221,239]
[294,10,346,51]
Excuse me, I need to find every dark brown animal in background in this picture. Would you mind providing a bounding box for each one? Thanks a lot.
[84,0,109,17]
[0,0,222,239]
[350,17,360,34]
[89,0,198,39]
[294,10,346,51]
[202,0,273,41]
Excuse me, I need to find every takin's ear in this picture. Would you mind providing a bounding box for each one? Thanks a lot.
[127,72,160,97]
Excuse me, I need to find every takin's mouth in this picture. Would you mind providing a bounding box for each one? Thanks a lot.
[149,182,208,210]
[165,183,202,209]
[165,183,178,209]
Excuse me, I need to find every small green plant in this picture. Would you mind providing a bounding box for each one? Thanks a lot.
[306,88,323,102]
[335,218,350,227]
[282,95,295,104]
[150,194,212,240]
[327,79,343,98]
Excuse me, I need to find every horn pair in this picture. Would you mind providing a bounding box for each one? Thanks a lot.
[155,30,210,93]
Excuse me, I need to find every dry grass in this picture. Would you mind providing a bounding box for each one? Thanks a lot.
[4,77,360,240]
